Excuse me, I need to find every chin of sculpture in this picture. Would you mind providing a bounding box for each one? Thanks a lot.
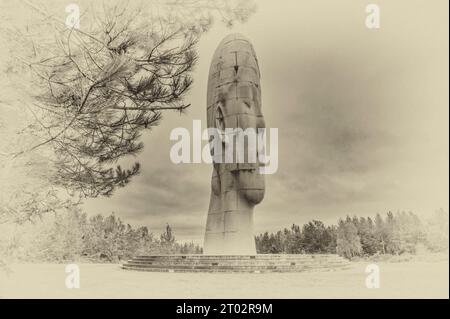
[203,34,265,255]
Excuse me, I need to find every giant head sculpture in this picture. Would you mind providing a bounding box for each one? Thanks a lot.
[204,34,265,255]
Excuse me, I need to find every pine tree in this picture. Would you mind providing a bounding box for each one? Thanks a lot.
[3,1,256,200]
[302,220,329,253]
[336,217,362,259]
[255,232,271,254]
[325,225,338,253]
[374,213,386,254]
[286,224,302,253]
[357,217,378,255]
[425,209,448,252]
[160,224,176,254]
[385,211,400,254]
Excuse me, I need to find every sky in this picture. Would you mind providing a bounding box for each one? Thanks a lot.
[82,0,449,242]
[1,0,446,243]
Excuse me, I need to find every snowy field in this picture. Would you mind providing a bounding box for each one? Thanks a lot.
[0,259,448,299]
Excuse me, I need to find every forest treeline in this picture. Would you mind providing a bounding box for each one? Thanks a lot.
[1,209,447,263]
[1,208,202,263]
[255,210,448,259]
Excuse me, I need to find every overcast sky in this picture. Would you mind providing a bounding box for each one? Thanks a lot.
[82,0,449,242]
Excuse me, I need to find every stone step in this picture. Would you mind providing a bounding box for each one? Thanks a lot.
[122,264,350,273]
[130,255,346,259]
[124,259,347,266]
[122,254,350,273]
[125,264,305,270]
[124,264,348,270]
[129,259,347,264]
[131,257,344,263]
[125,260,347,266]
[122,267,288,273]
[122,263,347,271]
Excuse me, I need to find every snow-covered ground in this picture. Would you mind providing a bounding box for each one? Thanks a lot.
[0,259,448,298]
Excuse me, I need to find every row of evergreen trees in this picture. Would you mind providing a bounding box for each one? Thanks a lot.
[2,209,447,262]
[2,208,202,263]
[255,210,448,259]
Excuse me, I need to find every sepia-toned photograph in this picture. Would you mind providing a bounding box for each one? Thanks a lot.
[0,0,448,302]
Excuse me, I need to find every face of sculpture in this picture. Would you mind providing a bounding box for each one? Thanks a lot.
[207,34,265,207]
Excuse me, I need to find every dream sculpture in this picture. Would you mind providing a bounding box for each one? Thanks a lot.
[123,34,349,271]
[203,34,265,255]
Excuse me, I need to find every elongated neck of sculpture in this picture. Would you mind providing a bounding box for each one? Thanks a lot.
[203,180,256,255]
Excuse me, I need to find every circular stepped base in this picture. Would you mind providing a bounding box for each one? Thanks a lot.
[122,254,350,273]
